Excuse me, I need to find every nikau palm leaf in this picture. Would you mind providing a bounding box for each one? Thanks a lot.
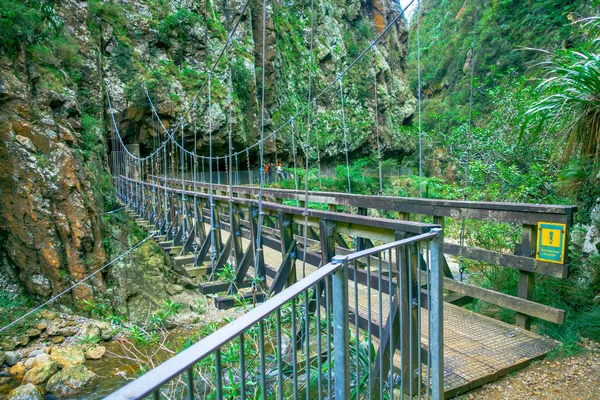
[526,19,600,166]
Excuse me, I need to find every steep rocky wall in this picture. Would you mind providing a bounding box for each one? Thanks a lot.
[0,0,414,313]
[0,40,106,309]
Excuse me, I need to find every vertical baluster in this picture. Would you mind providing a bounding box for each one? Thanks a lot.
[378,252,383,400]
[260,320,266,400]
[388,248,394,399]
[240,334,246,400]
[215,349,222,400]
[325,276,332,398]
[354,259,359,400]
[277,309,283,400]
[304,290,310,400]
[430,229,444,400]
[332,258,350,399]
[316,283,322,400]
[292,297,298,400]
[186,367,194,400]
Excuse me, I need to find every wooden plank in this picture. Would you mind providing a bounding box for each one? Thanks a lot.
[443,278,565,324]
[215,292,267,310]
[198,279,252,295]
[184,265,213,278]
[444,243,566,278]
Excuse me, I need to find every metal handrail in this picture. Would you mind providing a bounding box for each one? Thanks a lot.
[106,229,443,400]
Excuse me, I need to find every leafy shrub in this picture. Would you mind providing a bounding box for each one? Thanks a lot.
[0,0,62,54]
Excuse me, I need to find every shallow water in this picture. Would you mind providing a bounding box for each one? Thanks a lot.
[0,327,201,399]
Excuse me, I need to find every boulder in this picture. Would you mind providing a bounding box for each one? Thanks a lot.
[50,336,64,344]
[36,323,47,331]
[1,340,16,351]
[27,350,43,359]
[97,321,114,341]
[40,310,57,321]
[46,322,77,337]
[80,322,101,342]
[6,383,44,400]
[84,345,105,360]
[5,351,21,366]
[25,329,41,338]
[31,354,51,368]
[16,335,29,347]
[50,346,85,368]
[9,362,25,378]
[22,361,57,385]
[23,358,34,370]
[45,322,60,336]
[46,364,97,396]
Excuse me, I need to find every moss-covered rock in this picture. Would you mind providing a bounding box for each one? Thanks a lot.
[22,360,58,385]
[46,364,97,397]
[6,383,44,400]
[50,346,85,369]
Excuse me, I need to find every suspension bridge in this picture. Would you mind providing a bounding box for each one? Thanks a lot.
[98,0,579,398]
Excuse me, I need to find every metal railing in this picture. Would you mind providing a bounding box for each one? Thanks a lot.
[106,229,444,400]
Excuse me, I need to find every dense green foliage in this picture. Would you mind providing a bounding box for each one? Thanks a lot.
[0,0,63,54]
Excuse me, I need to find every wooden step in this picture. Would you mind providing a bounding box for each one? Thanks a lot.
[185,265,213,278]
[164,246,183,254]
[215,292,267,310]
[158,241,173,248]
[173,254,196,266]
[198,279,253,295]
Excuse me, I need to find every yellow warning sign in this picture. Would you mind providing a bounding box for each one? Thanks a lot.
[536,222,566,264]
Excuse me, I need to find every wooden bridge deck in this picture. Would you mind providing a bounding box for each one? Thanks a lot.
[139,217,556,399]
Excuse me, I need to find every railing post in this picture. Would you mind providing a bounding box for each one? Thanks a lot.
[332,257,350,399]
[516,224,537,329]
[430,228,444,400]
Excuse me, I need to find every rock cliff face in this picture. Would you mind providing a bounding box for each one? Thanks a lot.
[0,44,107,309]
[0,0,414,312]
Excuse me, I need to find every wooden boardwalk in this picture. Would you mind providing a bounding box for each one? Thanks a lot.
[145,220,556,399]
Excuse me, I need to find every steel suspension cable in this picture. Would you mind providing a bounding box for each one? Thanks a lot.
[339,75,352,194]
[193,100,198,223]
[255,0,268,283]
[373,47,383,194]
[459,0,479,277]
[227,43,235,266]
[291,118,299,205]
[208,73,217,277]
[418,0,423,199]
[301,0,316,278]
[0,233,155,334]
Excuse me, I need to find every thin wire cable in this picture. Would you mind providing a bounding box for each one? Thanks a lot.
[417,0,423,199]
[301,0,316,279]
[291,118,299,205]
[459,0,479,273]
[465,0,479,190]
[339,76,351,194]
[208,73,217,276]
[227,43,235,266]
[255,0,268,280]
[0,233,154,334]
[373,47,383,194]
